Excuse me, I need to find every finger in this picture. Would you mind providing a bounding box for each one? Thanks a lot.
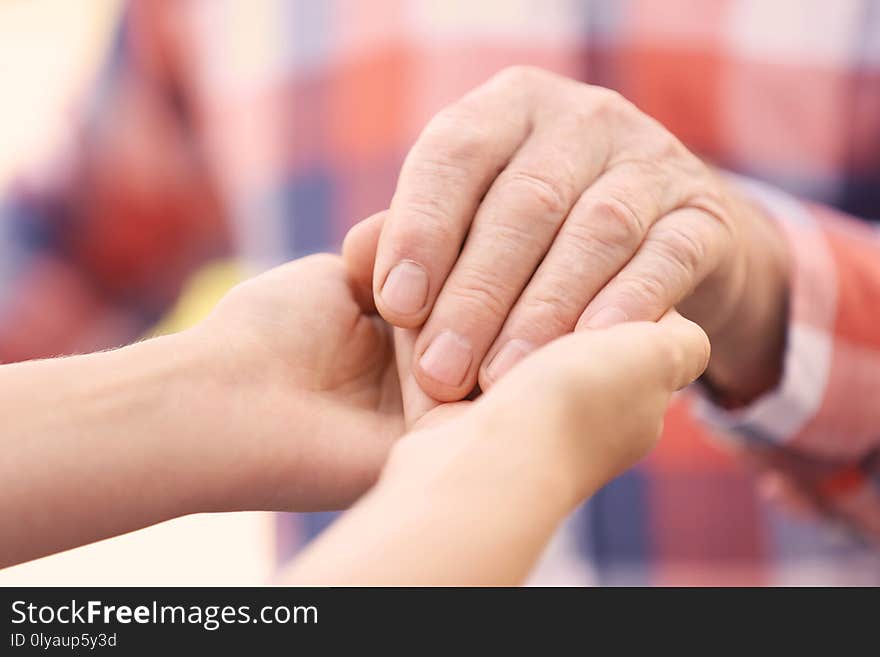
[493,309,710,397]
[393,326,441,429]
[342,211,388,313]
[653,310,712,391]
[477,162,678,387]
[471,313,708,500]
[412,119,609,401]
[373,70,535,327]
[484,310,708,409]
[576,207,729,330]
[472,311,709,470]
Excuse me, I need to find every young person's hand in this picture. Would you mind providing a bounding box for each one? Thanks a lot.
[369,66,789,405]
[189,212,403,511]
[287,309,710,585]
[1,214,406,566]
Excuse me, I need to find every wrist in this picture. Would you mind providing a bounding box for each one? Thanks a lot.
[104,328,299,516]
[100,332,241,516]
[380,418,577,522]
[698,192,791,403]
[159,325,312,513]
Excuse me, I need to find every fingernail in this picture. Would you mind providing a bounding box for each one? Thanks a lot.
[418,330,473,387]
[381,260,429,316]
[583,307,628,329]
[486,339,534,383]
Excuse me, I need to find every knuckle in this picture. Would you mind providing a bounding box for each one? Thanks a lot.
[583,196,645,250]
[617,273,670,311]
[519,288,581,335]
[482,215,550,255]
[628,122,687,162]
[420,106,493,165]
[493,64,545,88]
[446,267,513,321]
[687,192,732,230]
[648,225,707,278]
[394,191,460,245]
[593,85,624,106]
[654,132,688,160]
[631,160,670,197]
[554,220,629,271]
[496,168,572,217]
[588,86,628,120]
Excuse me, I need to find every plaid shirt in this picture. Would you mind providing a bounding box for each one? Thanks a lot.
[4,0,880,585]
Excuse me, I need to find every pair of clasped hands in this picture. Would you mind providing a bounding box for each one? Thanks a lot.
[4,69,789,583]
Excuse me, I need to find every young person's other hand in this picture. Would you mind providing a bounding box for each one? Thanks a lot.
[288,310,710,584]
[187,213,405,511]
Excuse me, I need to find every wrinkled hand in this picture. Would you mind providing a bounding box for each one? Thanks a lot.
[369,66,788,403]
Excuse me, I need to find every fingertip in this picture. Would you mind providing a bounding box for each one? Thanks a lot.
[411,339,478,403]
[373,259,432,328]
[393,326,443,427]
[479,338,535,391]
[413,364,478,404]
[577,306,629,331]
[342,211,386,268]
[343,211,388,312]
[657,310,711,389]
[374,302,432,331]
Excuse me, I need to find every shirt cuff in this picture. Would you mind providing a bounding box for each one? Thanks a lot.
[694,177,838,446]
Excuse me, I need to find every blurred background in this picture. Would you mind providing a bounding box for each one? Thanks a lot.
[0,0,274,586]
[0,1,114,184]
[2,0,879,586]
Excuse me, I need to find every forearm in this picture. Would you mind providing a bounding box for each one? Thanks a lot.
[286,437,573,585]
[0,333,249,567]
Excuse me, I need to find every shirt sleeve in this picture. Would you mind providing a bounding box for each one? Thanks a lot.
[0,0,228,364]
[695,176,880,540]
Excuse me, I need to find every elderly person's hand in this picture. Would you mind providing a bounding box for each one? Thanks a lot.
[369,66,789,404]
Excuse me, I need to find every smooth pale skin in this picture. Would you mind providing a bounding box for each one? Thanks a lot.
[285,310,709,585]
[0,253,403,567]
[0,215,709,582]
[372,66,790,407]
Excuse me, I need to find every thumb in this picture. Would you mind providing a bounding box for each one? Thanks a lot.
[393,326,445,429]
[345,211,444,427]
[650,309,713,392]
[342,211,388,312]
